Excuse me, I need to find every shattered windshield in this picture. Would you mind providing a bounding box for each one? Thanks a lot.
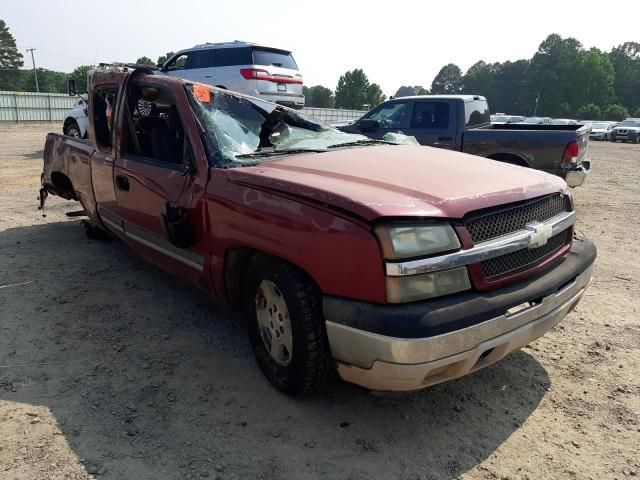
[186,84,414,167]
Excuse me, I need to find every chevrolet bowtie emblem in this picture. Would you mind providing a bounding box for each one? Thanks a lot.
[526,222,553,249]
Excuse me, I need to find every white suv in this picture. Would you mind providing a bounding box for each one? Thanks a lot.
[161,41,304,109]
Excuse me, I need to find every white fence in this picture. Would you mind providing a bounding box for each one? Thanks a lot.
[0,90,366,124]
[0,91,77,122]
[301,107,366,123]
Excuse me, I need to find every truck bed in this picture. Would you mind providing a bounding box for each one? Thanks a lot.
[42,133,97,214]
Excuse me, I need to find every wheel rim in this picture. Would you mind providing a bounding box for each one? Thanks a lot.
[68,127,80,138]
[255,280,293,366]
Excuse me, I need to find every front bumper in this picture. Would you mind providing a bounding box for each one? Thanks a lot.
[324,238,596,391]
[564,159,591,187]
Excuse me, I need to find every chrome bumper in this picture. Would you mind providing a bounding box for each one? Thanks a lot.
[565,160,591,188]
[326,265,593,392]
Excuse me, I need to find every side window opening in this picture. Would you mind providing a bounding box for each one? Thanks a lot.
[93,86,118,150]
[364,102,409,129]
[411,102,450,129]
[123,85,185,166]
[465,100,491,127]
[165,53,188,71]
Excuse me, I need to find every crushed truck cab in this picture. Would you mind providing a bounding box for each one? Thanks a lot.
[41,66,596,394]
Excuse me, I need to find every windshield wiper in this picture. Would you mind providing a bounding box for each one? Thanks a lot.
[235,148,327,159]
[327,139,395,149]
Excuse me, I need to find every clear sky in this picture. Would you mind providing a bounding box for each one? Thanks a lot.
[3,0,638,97]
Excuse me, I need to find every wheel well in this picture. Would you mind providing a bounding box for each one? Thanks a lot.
[50,172,77,200]
[486,153,529,167]
[63,117,77,128]
[223,247,318,308]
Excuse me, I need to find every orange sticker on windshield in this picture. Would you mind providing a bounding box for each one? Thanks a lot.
[193,84,211,103]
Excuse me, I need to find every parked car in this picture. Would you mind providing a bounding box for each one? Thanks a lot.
[552,118,577,125]
[160,41,304,109]
[40,68,596,394]
[339,95,591,187]
[491,114,525,125]
[610,118,640,143]
[62,94,89,138]
[522,117,553,125]
[588,121,618,141]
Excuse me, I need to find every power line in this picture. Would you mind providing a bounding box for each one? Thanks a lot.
[20,47,95,65]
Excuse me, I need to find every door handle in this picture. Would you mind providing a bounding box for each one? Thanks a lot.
[437,136,453,141]
[115,175,130,191]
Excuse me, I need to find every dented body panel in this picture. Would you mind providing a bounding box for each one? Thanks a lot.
[40,70,596,392]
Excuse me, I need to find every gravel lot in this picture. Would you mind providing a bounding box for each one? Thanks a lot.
[1,123,638,480]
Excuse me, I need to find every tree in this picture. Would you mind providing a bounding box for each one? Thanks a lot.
[394,85,428,98]
[634,106,640,118]
[610,42,640,115]
[366,83,386,107]
[528,34,583,117]
[303,85,334,108]
[463,61,498,100]
[0,19,23,69]
[576,103,602,120]
[571,48,614,110]
[493,60,532,115]
[603,104,629,121]
[334,69,370,109]
[136,56,155,67]
[430,64,463,94]
[157,52,175,66]
[70,65,95,93]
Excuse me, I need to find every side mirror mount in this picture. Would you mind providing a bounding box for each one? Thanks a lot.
[358,118,379,132]
[68,79,77,97]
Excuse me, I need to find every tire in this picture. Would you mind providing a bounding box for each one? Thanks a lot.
[245,255,333,395]
[65,121,82,138]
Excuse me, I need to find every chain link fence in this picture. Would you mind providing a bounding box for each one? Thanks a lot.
[0,90,367,125]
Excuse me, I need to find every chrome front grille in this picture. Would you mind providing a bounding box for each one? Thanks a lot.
[480,230,570,278]
[465,194,569,244]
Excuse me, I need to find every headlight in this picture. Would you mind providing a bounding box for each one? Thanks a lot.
[375,224,460,259]
[386,267,471,303]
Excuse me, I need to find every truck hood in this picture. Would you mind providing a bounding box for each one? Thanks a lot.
[228,145,566,221]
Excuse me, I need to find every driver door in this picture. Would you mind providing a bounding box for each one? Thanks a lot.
[112,78,211,290]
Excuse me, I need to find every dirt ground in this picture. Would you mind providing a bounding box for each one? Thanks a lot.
[0,123,638,480]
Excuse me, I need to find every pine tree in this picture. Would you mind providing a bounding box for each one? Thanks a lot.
[0,19,24,69]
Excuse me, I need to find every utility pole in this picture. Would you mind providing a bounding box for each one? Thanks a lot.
[533,91,540,116]
[26,48,39,93]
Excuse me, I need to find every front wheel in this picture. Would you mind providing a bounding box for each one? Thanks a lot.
[245,255,334,395]
[65,121,82,138]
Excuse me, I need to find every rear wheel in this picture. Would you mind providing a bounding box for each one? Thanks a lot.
[245,255,333,395]
[65,121,81,138]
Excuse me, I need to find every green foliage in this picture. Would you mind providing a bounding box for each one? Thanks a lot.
[366,83,386,107]
[610,42,640,115]
[602,104,629,121]
[0,19,23,69]
[633,107,640,118]
[394,85,428,97]
[334,69,370,109]
[70,65,95,93]
[303,85,334,108]
[450,33,633,117]
[430,64,463,94]
[157,52,175,66]
[136,56,155,67]
[576,103,602,120]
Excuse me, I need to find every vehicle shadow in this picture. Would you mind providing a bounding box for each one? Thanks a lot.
[1,219,551,480]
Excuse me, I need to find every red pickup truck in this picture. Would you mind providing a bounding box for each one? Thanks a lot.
[40,66,596,394]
